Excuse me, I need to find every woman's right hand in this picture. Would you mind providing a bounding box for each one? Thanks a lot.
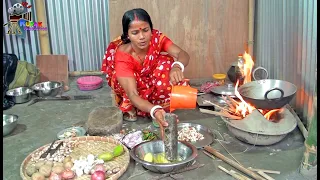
[154,109,168,140]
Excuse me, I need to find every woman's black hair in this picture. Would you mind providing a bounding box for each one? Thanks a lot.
[121,8,153,44]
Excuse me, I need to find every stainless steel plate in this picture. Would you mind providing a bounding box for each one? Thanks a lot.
[177,123,214,149]
[57,126,86,140]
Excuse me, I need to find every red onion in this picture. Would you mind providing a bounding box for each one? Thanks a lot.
[93,164,106,173]
[91,171,105,180]
[48,172,62,180]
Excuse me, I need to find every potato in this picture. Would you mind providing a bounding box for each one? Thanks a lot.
[63,161,73,169]
[52,165,64,174]
[63,156,72,163]
[31,172,45,180]
[39,165,52,177]
[61,169,75,179]
[45,160,54,167]
[35,161,45,170]
[53,162,64,167]
[26,165,37,176]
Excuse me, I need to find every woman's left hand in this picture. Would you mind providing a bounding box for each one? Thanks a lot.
[169,66,184,85]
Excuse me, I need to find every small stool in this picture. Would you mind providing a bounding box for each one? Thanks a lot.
[77,76,103,91]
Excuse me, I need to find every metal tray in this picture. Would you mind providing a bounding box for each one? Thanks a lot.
[177,123,214,149]
[57,126,86,140]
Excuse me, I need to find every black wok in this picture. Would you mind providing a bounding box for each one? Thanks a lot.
[238,79,297,110]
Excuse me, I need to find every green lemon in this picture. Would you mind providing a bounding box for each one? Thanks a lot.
[113,145,124,157]
[98,152,114,161]
[143,153,153,163]
[155,153,170,163]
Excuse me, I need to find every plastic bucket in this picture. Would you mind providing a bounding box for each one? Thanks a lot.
[170,85,197,112]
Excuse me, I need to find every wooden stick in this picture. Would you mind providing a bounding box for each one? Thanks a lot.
[202,150,215,159]
[247,167,280,174]
[218,166,243,180]
[202,100,235,114]
[204,146,265,180]
[227,95,240,107]
[199,108,242,120]
[222,96,236,109]
[230,170,252,180]
[221,110,243,120]
[257,171,275,180]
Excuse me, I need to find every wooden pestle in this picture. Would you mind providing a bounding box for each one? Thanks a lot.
[204,146,264,180]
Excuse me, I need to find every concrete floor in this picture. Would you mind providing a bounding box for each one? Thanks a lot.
[3,77,314,180]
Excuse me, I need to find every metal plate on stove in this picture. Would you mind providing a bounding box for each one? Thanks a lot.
[177,123,214,149]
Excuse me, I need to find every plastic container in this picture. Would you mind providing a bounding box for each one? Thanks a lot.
[169,85,197,112]
[77,76,103,91]
[212,73,226,85]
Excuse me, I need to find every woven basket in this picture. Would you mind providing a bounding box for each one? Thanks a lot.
[77,76,103,91]
[20,136,130,180]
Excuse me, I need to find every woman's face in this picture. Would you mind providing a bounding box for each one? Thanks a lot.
[127,20,152,50]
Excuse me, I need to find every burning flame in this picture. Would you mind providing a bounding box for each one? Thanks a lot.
[242,52,254,84]
[233,51,283,120]
[264,108,284,120]
[234,80,256,117]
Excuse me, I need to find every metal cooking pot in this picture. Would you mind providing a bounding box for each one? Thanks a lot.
[6,87,33,104]
[238,79,297,110]
[31,81,63,97]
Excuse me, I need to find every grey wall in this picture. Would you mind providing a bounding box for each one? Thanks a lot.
[254,0,317,126]
[3,0,110,71]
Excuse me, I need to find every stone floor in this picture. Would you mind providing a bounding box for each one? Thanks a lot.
[3,77,315,180]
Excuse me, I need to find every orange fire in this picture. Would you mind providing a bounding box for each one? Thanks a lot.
[233,52,282,120]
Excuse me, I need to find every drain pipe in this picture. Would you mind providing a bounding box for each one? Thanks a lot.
[35,0,51,54]
[248,0,255,56]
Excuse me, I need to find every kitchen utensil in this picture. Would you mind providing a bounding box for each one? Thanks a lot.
[40,140,56,158]
[177,123,214,149]
[57,126,86,140]
[6,87,33,104]
[238,79,297,110]
[164,113,178,161]
[211,83,236,96]
[3,114,18,136]
[77,76,103,91]
[170,85,197,112]
[36,55,69,91]
[31,81,63,97]
[204,146,264,180]
[151,163,205,180]
[28,95,93,106]
[220,108,297,145]
[129,140,198,173]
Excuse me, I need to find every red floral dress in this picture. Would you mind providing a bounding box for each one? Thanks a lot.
[101,29,187,117]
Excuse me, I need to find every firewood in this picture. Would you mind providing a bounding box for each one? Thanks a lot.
[227,95,240,107]
[199,108,242,120]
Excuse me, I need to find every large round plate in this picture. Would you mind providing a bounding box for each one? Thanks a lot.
[57,126,86,139]
[177,123,214,149]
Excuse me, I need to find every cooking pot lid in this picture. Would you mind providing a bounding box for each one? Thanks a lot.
[211,83,235,96]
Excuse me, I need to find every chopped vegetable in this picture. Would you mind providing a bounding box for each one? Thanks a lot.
[178,127,204,142]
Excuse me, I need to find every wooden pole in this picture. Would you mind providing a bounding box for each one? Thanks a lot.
[204,146,264,180]
[248,0,255,56]
[35,0,51,55]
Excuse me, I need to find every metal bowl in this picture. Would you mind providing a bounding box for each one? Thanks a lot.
[3,114,18,136]
[6,87,33,104]
[31,81,62,97]
[130,140,198,173]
